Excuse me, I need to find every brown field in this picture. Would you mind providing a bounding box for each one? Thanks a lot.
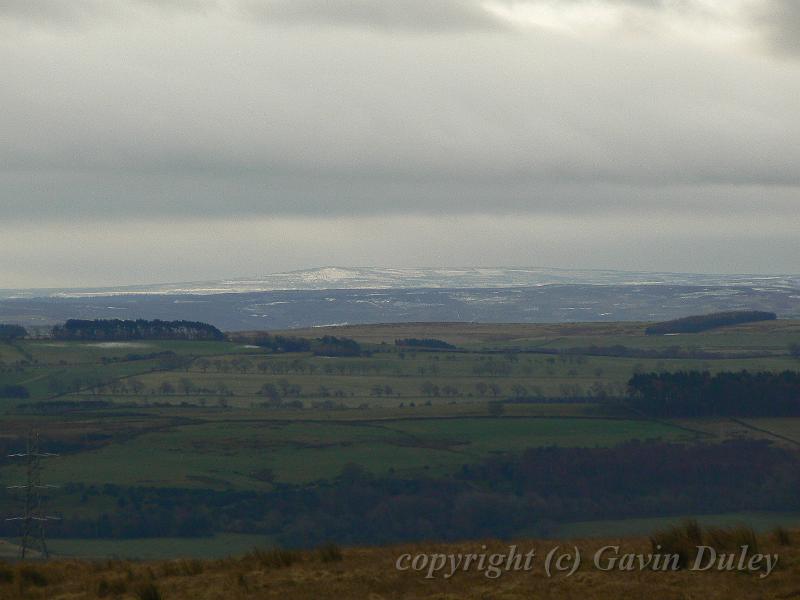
[1,530,798,599]
[269,319,800,346]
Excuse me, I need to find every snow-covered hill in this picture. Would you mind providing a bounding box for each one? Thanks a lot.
[3,267,799,299]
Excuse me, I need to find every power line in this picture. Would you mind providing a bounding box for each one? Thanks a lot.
[5,431,60,559]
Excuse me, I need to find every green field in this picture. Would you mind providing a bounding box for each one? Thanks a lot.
[2,320,799,409]
[2,319,799,557]
[3,416,689,488]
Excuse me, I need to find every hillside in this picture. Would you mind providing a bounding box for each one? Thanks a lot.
[2,274,799,331]
[645,311,778,335]
[1,530,798,599]
[6,267,800,298]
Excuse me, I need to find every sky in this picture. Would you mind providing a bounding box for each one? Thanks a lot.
[1,0,799,287]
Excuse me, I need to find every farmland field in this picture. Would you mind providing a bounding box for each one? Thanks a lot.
[0,417,692,489]
[1,319,799,557]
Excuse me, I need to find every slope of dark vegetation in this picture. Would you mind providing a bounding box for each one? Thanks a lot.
[395,338,456,350]
[645,311,776,335]
[3,440,796,548]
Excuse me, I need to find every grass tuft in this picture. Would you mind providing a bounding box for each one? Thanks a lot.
[0,563,13,584]
[16,565,48,587]
[135,581,163,600]
[651,520,765,569]
[248,547,300,569]
[706,524,758,554]
[650,524,698,569]
[317,543,343,563]
[772,526,792,546]
[97,576,128,597]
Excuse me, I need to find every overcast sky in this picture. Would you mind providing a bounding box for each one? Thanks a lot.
[1,0,799,287]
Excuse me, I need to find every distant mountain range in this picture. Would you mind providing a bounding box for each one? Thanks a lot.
[1,267,798,331]
[3,267,800,299]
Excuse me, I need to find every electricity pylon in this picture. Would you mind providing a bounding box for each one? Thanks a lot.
[6,431,59,559]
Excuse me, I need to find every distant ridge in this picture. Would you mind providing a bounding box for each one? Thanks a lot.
[2,268,798,331]
[3,266,799,299]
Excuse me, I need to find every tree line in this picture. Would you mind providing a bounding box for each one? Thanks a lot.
[51,319,224,341]
[247,334,312,353]
[237,333,363,357]
[627,370,800,417]
[0,324,27,340]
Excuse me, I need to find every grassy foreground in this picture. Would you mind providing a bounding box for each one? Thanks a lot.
[1,530,798,599]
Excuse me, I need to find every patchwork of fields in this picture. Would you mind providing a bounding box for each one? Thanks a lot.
[1,319,799,557]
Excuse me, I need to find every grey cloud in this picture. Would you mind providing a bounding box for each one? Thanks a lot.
[753,0,800,56]
[0,0,798,285]
[529,0,800,58]
[0,0,211,26]
[244,0,713,33]
[1,169,798,224]
[244,0,504,31]
[0,0,103,24]
[0,0,503,31]
[1,0,798,222]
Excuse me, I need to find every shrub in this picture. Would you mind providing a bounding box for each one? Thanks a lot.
[134,581,163,600]
[706,525,758,554]
[487,401,505,417]
[649,519,703,569]
[16,566,48,587]
[248,547,299,569]
[158,559,204,577]
[236,572,248,589]
[772,526,792,546]
[0,384,30,399]
[317,543,343,563]
[0,564,12,584]
[180,559,204,576]
[97,577,127,597]
[651,520,764,569]
[682,519,703,545]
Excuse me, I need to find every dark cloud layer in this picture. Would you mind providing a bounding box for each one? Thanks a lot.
[0,0,501,30]
[246,0,503,31]
[0,0,210,26]
[2,1,800,55]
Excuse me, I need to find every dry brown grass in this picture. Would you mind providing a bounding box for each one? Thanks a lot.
[254,321,650,345]
[0,531,798,599]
